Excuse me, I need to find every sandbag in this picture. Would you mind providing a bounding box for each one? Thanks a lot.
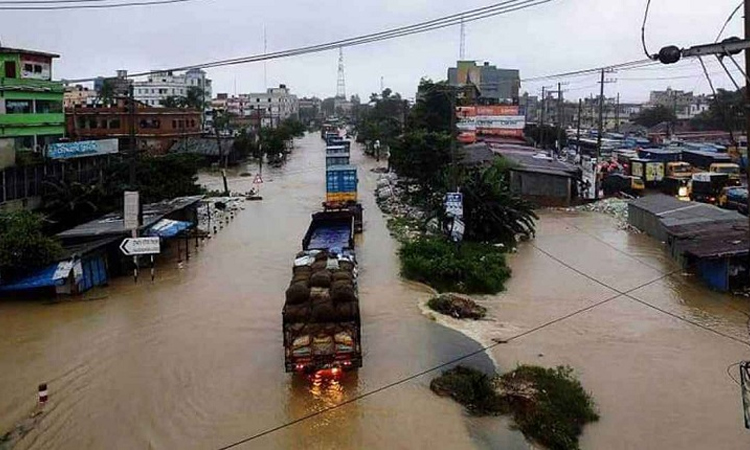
[311,302,337,322]
[309,287,331,303]
[314,251,329,261]
[336,302,359,321]
[311,260,328,272]
[331,282,357,304]
[331,270,353,283]
[283,304,311,322]
[310,270,332,288]
[291,273,311,286]
[286,282,311,305]
[293,266,313,277]
[339,260,354,272]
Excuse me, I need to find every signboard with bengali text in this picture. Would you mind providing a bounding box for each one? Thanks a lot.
[48,139,119,160]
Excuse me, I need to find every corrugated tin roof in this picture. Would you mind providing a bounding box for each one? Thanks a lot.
[459,143,497,166]
[629,194,691,215]
[679,221,749,259]
[0,47,59,58]
[57,196,203,240]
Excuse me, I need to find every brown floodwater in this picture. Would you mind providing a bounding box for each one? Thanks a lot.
[2,133,749,449]
[0,134,520,450]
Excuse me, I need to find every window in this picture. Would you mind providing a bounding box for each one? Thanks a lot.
[172,120,177,129]
[109,119,121,129]
[151,89,155,94]
[4,61,17,78]
[5,100,32,114]
[89,119,98,129]
[35,100,62,114]
[33,65,42,74]
[23,64,33,73]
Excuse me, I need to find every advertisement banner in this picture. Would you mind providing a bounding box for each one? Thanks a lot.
[456,106,525,137]
[48,139,119,160]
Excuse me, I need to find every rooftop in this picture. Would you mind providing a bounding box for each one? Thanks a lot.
[57,196,203,240]
[674,221,749,259]
[0,46,59,59]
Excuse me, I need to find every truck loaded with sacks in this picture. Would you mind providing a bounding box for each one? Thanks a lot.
[282,210,362,374]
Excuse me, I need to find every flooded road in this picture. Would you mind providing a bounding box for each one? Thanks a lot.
[0,134,504,450]
[3,133,749,449]
[445,210,750,449]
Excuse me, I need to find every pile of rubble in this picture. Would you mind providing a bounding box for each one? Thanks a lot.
[375,173,432,240]
[575,198,640,232]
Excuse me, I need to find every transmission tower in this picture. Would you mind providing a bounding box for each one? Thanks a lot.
[459,16,466,60]
[336,47,346,99]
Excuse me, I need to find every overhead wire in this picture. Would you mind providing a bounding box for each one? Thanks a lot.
[214,263,682,450]
[63,0,554,82]
[641,0,656,60]
[716,1,744,43]
[0,0,201,9]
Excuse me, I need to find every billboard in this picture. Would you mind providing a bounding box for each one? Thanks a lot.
[48,139,119,160]
[456,106,525,138]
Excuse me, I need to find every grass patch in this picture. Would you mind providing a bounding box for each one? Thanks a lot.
[431,365,599,450]
[399,237,510,294]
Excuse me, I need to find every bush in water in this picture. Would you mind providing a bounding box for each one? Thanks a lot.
[399,237,510,294]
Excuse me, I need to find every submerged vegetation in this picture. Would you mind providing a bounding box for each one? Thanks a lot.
[431,365,599,450]
[399,237,510,294]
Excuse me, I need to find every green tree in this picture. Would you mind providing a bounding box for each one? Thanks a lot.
[408,79,455,134]
[42,178,104,230]
[96,79,116,107]
[633,105,677,128]
[690,88,745,138]
[524,124,567,149]
[389,130,453,198]
[461,160,537,245]
[0,210,63,280]
[161,96,181,108]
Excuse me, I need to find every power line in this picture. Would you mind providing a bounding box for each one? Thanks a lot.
[0,0,203,9]
[63,0,556,82]
[641,0,657,60]
[0,0,154,4]
[716,1,744,43]
[213,266,680,450]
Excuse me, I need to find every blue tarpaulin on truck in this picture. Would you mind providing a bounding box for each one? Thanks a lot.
[145,219,193,238]
[308,224,351,252]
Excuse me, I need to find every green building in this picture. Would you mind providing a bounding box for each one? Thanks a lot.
[0,46,65,169]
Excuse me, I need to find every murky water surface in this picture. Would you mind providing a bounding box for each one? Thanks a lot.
[1,133,748,449]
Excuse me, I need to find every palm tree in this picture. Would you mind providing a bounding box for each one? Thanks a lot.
[161,96,181,108]
[42,178,103,228]
[461,161,538,245]
[95,79,116,107]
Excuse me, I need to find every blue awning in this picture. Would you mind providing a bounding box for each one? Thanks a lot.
[145,219,193,238]
[0,261,74,292]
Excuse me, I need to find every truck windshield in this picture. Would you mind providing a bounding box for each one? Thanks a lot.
[715,166,739,175]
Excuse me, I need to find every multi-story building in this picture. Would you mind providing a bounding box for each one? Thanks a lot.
[213,85,299,129]
[0,46,65,169]
[132,69,212,107]
[64,84,98,108]
[648,88,710,120]
[66,98,202,155]
[298,96,322,123]
[448,61,520,104]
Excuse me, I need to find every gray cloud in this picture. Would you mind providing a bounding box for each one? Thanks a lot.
[0,0,744,102]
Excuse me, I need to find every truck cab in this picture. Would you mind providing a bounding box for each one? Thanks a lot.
[665,162,692,179]
[709,163,741,186]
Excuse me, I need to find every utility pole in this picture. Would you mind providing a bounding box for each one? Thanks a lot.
[128,83,136,188]
[540,86,546,149]
[557,82,563,155]
[576,99,582,153]
[450,88,458,191]
[597,69,605,159]
[745,0,750,275]
[615,93,620,133]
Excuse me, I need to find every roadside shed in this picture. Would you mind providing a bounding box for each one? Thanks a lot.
[628,195,743,242]
[500,153,579,207]
[674,221,748,292]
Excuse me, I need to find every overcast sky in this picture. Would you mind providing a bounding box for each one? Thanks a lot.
[0,0,745,103]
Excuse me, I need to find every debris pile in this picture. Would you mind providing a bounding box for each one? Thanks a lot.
[427,293,487,320]
[576,198,640,232]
